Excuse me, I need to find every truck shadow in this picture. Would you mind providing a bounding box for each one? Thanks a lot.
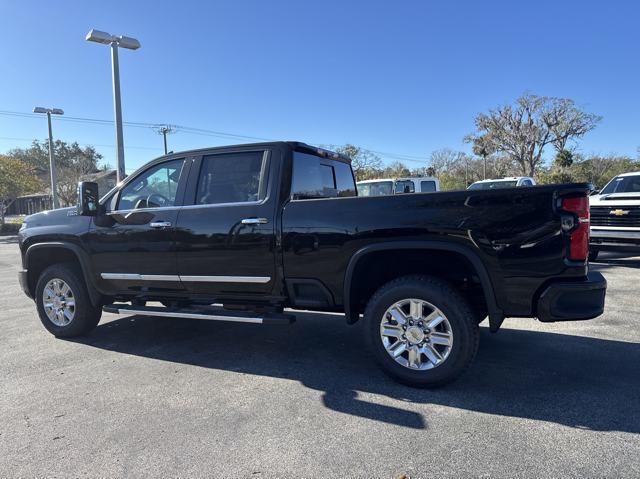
[591,252,640,269]
[72,312,640,433]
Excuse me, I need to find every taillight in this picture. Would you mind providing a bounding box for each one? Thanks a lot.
[561,196,589,261]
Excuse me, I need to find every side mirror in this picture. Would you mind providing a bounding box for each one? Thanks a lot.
[77,181,99,216]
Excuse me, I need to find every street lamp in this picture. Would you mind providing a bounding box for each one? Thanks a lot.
[85,29,140,183]
[33,107,64,209]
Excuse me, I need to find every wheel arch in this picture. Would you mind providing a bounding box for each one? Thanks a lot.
[343,241,505,331]
[25,242,102,307]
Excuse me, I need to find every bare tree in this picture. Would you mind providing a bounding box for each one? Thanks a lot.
[334,144,383,180]
[468,94,600,176]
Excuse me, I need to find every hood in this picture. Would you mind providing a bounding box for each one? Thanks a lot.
[20,207,92,241]
[24,207,81,226]
[590,193,640,207]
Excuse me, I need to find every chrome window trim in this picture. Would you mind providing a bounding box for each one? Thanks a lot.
[109,198,269,216]
[101,273,271,283]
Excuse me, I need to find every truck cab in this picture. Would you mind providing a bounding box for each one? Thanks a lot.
[467,176,536,190]
[589,171,640,261]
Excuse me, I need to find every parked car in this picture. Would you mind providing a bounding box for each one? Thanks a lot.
[356,177,439,197]
[588,171,640,261]
[468,177,536,190]
[18,142,605,387]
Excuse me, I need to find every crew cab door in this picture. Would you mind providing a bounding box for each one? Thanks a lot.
[174,148,278,297]
[87,157,189,293]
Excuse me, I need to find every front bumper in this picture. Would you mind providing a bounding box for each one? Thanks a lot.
[536,271,606,323]
[18,269,32,299]
[590,229,640,250]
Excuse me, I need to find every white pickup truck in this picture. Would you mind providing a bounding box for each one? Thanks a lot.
[356,177,440,197]
[589,171,640,261]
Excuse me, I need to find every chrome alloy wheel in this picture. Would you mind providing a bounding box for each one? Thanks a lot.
[42,278,76,326]
[380,298,453,370]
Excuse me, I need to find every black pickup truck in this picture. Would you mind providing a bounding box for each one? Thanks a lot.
[18,142,606,387]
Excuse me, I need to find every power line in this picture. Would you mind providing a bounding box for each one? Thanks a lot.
[0,109,431,164]
[0,136,162,151]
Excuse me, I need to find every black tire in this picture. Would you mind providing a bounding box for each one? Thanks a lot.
[35,263,102,338]
[588,248,599,262]
[364,275,479,388]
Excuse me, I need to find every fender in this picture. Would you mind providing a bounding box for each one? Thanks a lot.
[25,242,102,307]
[343,241,505,332]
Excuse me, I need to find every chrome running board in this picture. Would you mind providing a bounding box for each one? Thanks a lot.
[102,303,294,325]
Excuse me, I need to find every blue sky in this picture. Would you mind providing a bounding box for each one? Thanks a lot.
[0,0,638,172]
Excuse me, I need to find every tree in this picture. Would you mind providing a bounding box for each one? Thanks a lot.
[0,155,42,225]
[382,161,411,178]
[7,140,104,206]
[468,93,600,177]
[334,144,383,180]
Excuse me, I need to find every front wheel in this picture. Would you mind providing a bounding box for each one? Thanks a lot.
[35,263,102,338]
[364,275,479,388]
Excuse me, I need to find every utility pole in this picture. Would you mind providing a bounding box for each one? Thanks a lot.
[33,107,64,209]
[155,125,174,154]
[483,154,487,180]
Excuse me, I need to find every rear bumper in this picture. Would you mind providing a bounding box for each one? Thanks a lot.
[536,272,606,323]
[18,269,32,299]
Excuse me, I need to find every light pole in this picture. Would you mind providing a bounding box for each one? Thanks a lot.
[33,107,64,209]
[85,29,140,183]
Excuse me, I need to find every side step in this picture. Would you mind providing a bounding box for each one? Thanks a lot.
[102,303,295,325]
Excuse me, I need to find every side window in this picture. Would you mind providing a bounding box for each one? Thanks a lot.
[334,161,357,197]
[196,151,267,205]
[420,180,436,192]
[395,180,415,194]
[291,152,356,199]
[117,159,184,210]
[521,179,533,186]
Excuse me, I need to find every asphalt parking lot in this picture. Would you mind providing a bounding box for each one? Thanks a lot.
[1,236,639,478]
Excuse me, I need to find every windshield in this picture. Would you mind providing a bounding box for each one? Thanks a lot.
[357,181,394,197]
[600,175,640,194]
[468,180,518,190]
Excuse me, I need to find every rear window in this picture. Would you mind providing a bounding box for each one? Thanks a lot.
[468,180,518,190]
[291,152,356,200]
[420,180,437,192]
[395,180,415,194]
[357,181,394,197]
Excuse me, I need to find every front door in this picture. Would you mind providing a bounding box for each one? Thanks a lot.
[87,157,189,294]
[175,149,277,298]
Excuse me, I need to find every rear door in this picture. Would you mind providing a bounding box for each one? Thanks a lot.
[175,148,278,297]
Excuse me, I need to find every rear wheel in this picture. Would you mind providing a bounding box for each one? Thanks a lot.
[588,248,599,262]
[364,275,479,388]
[35,263,102,338]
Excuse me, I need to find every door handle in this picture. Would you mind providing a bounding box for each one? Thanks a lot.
[241,218,268,225]
[149,221,172,229]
